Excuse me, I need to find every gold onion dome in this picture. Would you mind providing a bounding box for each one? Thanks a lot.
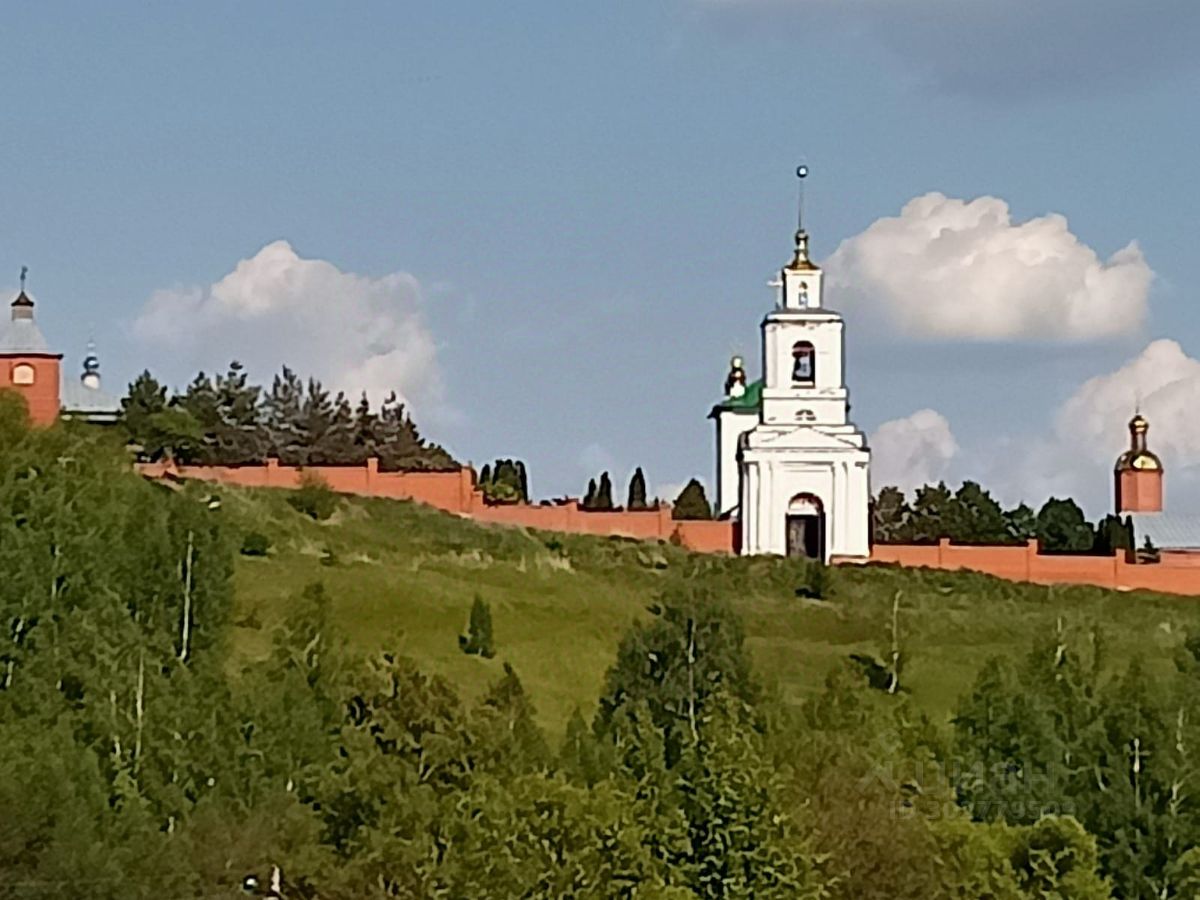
[786,229,820,272]
[1116,413,1163,472]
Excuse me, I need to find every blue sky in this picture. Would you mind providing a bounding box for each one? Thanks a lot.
[4,2,1200,514]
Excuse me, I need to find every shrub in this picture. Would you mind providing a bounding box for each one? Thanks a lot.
[288,470,339,521]
[672,479,713,520]
[240,531,271,556]
[459,595,495,658]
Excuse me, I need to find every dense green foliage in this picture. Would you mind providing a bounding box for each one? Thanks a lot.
[7,405,1200,896]
[122,364,457,470]
[478,458,529,504]
[672,478,713,520]
[874,481,1134,553]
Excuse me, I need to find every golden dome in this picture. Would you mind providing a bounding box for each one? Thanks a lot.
[1116,450,1162,472]
[785,229,821,272]
[1115,413,1162,472]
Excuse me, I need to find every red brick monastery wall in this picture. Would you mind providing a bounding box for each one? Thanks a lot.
[136,458,732,553]
[871,539,1200,596]
[137,459,1200,596]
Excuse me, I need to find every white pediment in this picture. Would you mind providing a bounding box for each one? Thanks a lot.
[743,424,867,453]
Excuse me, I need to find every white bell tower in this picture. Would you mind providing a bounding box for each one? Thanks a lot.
[735,167,871,561]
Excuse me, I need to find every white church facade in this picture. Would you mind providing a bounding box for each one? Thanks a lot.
[711,197,871,561]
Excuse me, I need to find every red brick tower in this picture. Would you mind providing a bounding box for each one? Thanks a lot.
[0,281,63,427]
[1115,413,1163,514]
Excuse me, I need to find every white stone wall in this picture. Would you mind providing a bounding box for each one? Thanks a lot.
[715,409,756,517]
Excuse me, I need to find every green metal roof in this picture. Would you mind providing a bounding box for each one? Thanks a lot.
[711,378,762,415]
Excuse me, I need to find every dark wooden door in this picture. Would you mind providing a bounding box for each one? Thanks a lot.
[786,514,823,559]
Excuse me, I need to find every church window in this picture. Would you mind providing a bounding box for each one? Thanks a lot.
[792,342,815,384]
[12,363,35,385]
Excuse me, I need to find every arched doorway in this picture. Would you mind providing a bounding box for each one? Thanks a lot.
[786,494,825,560]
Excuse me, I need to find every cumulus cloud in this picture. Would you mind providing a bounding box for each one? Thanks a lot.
[827,193,1152,342]
[133,240,444,413]
[1056,339,1200,471]
[900,341,1200,515]
[694,0,1200,98]
[870,408,958,492]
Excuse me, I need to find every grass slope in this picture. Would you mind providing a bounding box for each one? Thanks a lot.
[224,486,1200,739]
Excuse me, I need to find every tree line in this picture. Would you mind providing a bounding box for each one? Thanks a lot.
[874,481,1136,554]
[8,395,1197,897]
[121,361,458,471]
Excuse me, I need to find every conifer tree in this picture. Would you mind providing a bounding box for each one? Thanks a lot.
[121,370,168,449]
[328,391,358,464]
[595,472,614,510]
[299,378,336,464]
[628,467,648,511]
[213,361,265,463]
[351,391,378,461]
[516,461,529,503]
[583,478,598,510]
[263,366,305,463]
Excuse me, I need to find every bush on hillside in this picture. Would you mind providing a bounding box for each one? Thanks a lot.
[672,478,713,520]
[288,470,339,521]
[240,530,271,557]
[459,595,495,658]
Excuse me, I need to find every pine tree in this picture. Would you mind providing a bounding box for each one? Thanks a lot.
[121,370,169,454]
[263,366,305,463]
[872,486,909,543]
[628,467,648,511]
[213,361,265,463]
[327,392,359,464]
[178,372,221,463]
[351,392,378,462]
[299,378,336,464]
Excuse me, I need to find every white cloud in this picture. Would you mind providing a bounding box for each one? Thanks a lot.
[827,193,1152,342]
[902,340,1200,515]
[870,408,958,492]
[1056,339,1200,471]
[133,240,444,413]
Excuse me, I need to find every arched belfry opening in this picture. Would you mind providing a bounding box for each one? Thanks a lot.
[786,493,825,560]
[791,341,815,385]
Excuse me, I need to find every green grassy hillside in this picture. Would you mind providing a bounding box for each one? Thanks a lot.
[225,485,1200,738]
